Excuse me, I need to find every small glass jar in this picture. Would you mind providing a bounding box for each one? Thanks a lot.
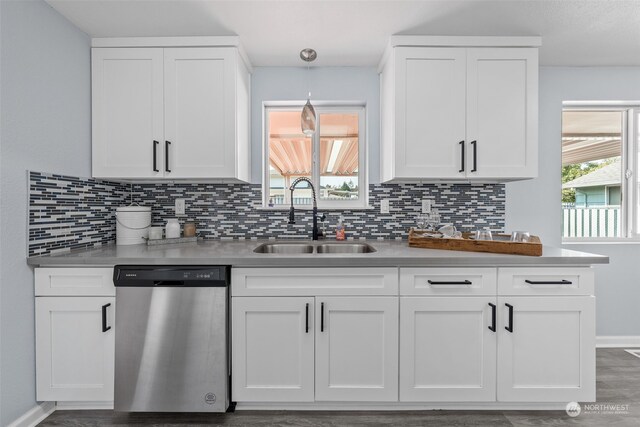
[183,222,196,238]
[165,219,180,239]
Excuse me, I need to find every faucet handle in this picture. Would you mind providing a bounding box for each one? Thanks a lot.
[288,206,296,224]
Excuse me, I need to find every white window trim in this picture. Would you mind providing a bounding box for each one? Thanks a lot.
[561,104,640,242]
[262,102,368,209]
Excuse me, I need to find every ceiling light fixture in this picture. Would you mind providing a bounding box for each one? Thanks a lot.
[300,48,317,137]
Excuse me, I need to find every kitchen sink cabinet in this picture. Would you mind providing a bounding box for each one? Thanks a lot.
[379,37,539,182]
[92,41,250,181]
[399,297,497,402]
[231,297,315,402]
[232,295,399,403]
[315,297,398,401]
[35,296,115,402]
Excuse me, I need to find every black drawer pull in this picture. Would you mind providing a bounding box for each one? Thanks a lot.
[525,279,573,285]
[305,303,309,334]
[505,303,513,333]
[320,302,325,332]
[102,303,111,333]
[459,140,465,173]
[488,302,496,332]
[427,280,472,285]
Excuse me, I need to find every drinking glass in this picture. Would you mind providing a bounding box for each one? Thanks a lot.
[475,229,493,241]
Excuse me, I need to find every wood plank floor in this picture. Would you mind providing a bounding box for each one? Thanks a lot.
[39,348,640,426]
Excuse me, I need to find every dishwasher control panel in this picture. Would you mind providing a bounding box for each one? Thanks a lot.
[113,265,230,287]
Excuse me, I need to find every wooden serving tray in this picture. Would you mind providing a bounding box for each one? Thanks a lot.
[408,228,542,256]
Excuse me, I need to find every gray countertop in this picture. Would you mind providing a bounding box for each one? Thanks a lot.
[27,240,609,267]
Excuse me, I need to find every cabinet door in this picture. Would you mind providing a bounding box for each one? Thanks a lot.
[92,48,164,179]
[36,297,115,401]
[315,297,398,401]
[232,297,314,402]
[466,48,538,179]
[399,297,496,402]
[164,47,237,178]
[394,47,467,179]
[497,296,595,402]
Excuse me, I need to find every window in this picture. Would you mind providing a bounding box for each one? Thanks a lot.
[263,104,366,208]
[561,105,640,240]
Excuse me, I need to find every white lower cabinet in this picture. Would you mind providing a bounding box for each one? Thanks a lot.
[315,297,398,401]
[36,297,115,401]
[497,296,596,402]
[399,297,496,402]
[232,297,315,402]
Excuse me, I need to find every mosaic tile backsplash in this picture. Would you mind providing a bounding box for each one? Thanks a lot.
[29,171,505,256]
[29,171,129,256]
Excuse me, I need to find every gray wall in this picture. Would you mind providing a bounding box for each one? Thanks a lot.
[0,0,90,423]
[506,66,640,336]
[251,67,380,184]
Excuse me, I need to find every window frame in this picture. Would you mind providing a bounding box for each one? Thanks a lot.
[561,103,639,242]
[262,102,368,209]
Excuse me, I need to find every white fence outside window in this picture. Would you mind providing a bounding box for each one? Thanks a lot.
[562,204,621,238]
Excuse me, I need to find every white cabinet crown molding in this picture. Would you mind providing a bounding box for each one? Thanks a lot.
[91,36,252,72]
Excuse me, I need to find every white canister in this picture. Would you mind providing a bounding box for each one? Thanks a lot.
[165,218,181,239]
[116,205,151,245]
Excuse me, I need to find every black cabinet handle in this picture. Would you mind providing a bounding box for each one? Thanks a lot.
[102,303,111,333]
[305,303,309,334]
[525,279,573,285]
[427,280,472,285]
[459,140,465,173]
[153,140,159,172]
[488,302,496,332]
[320,302,325,332]
[505,303,513,333]
[165,140,171,173]
[471,140,477,172]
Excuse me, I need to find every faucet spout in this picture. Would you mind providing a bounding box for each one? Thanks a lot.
[288,177,320,240]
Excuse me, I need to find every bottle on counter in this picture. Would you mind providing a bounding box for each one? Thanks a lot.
[336,217,346,241]
[165,218,181,239]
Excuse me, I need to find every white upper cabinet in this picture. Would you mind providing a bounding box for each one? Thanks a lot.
[92,39,251,181]
[379,37,539,182]
[92,48,164,179]
[466,48,538,179]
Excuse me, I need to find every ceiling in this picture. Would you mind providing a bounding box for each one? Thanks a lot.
[45,0,640,67]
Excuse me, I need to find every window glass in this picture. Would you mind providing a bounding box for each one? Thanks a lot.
[264,106,366,208]
[561,110,623,238]
[267,111,312,206]
[319,113,359,201]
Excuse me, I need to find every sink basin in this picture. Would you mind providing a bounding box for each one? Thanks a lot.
[253,243,315,254]
[316,243,377,254]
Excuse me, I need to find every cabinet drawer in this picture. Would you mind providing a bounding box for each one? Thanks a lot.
[498,267,594,296]
[35,268,115,296]
[400,268,497,295]
[231,268,399,296]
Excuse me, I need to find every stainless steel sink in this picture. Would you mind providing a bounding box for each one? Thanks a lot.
[253,243,315,254]
[316,243,377,254]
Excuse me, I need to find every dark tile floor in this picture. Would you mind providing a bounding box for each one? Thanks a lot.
[39,349,640,427]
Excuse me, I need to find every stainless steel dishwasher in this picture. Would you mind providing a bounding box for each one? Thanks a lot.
[113,265,230,412]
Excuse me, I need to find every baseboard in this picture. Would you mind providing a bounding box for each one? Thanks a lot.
[236,402,568,411]
[7,402,55,427]
[55,401,114,410]
[596,335,640,348]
